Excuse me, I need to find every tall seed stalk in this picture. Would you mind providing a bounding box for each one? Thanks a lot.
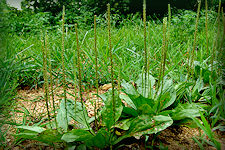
[167,4,171,65]
[61,6,68,130]
[161,17,168,94]
[211,0,221,81]
[205,0,209,56]
[143,0,147,95]
[107,4,115,149]
[46,33,57,128]
[73,32,78,119]
[157,26,165,93]
[220,7,225,64]
[221,7,225,50]
[107,4,115,121]
[219,7,224,75]
[168,4,171,31]
[41,32,52,128]
[156,17,167,110]
[189,0,201,79]
[75,24,90,131]
[94,15,98,130]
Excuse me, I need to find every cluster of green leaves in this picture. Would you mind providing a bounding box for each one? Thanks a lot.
[14,72,218,149]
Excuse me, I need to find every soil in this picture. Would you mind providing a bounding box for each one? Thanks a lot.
[0,84,225,150]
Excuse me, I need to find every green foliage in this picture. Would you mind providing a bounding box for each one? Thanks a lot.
[1,6,51,34]
[193,112,221,150]
[61,129,93,143]
[101,90,123,129]
[110,73,204,143]
[15,125,63,145]
[0,60,18,108]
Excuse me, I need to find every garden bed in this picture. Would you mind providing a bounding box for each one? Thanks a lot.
[1,85,224,150]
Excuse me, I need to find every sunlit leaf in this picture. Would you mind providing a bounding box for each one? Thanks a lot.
[61,129,93,143]
[101,91,123,129]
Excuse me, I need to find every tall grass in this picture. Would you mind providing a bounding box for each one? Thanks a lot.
[2,8,219,91]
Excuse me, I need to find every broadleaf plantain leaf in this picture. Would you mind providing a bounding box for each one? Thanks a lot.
[101,91,123,129]
[61,129,93,143]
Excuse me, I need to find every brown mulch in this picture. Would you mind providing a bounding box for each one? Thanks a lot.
[1,84,225,150]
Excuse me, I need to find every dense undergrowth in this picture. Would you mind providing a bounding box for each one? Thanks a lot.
[0,0,225,149]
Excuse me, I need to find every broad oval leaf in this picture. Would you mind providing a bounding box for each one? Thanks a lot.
[16,126,45,133]
[119,94,136,109]
[101,91,123,129]
[61,129,93,143]
[170,103,202,120]
[128,115,173,139]
[37,129,63,144]
[56,99,71,132]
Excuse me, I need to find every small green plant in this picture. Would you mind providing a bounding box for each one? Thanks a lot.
[192,112,221,150]
[109,73,203,142]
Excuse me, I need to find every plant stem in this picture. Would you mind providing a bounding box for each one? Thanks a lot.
[205,0,209,56]
[167,4,171,64]
[161,17,168,94]
[189,0,201,80]
[94,15,98,130]
[211,0,221,82]
[46,32,57,129]
[107,4,115,149]
[42,32,52,129]
[107,3,115,122]
[61,6,68,131]
[219,7,224,75]
[75,24,90,132]
[143,0,147,95]
[73,32,78,121]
